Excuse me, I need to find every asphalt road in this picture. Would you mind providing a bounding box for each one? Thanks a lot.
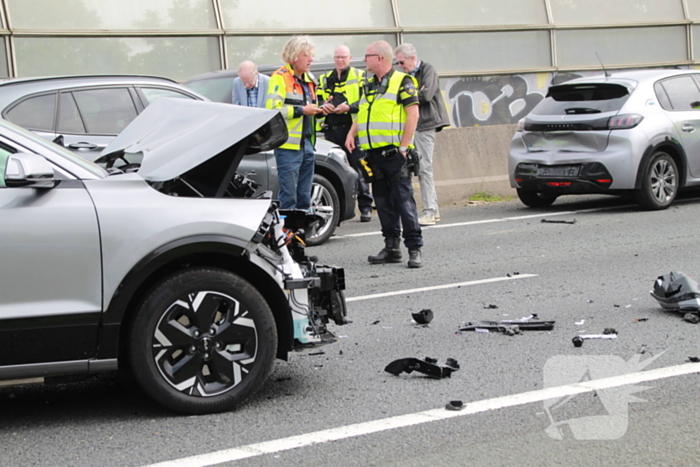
[3,193,700,467]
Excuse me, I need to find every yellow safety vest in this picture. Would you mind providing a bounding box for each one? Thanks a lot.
[266,63,317,150]
[317,67,365,125]
[357,70,417,151]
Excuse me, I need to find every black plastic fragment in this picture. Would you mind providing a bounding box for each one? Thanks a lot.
[603,328,617,335]
[651,271,700,311]
[412,309,434,324]
[445,400,464,411]
[683,313,699,324]
[541,218,576,224]
[572,336,584,347]
[687,357,700,363]
[483,304,499,309]
[384,357,459,379]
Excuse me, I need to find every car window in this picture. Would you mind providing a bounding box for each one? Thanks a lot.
[185,77,233,104]
[0,145,11,188]
[530,83,630,115]
[57,92,86,134]
[139,87,196,106]
[4,93,56,131]
[659,76,700,110]
[654,82,672,110]
[72,88,137,135]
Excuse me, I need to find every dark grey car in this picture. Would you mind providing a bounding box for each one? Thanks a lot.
[0,75,357,245]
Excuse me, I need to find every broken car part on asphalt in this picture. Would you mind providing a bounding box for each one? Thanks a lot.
[384,357,460,379]
[412,309,434,324]
[572,329,618,347]
[540,219,576,224]
[651,271,700,311]
[460,314,555,333]
[445,400,464,411]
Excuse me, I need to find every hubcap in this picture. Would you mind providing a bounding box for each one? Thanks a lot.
[309,182,334,240]
[152,291,258,397]
[650,159,676,203]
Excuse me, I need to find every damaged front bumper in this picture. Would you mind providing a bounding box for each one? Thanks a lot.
[513,162,614,194]
[250,205,349,347]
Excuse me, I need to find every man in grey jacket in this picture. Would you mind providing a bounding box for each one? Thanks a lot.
[395,44,449,226]
[232,60,270,108]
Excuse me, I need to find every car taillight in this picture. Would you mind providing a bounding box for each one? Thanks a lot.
[608,114,643,130]
[516,118,525,132]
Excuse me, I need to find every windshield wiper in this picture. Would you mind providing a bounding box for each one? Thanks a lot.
[565,107,601,114]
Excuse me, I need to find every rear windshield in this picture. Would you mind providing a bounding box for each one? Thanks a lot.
[530,83,631,116]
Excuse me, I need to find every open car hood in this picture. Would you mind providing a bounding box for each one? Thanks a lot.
[98,98,287,183]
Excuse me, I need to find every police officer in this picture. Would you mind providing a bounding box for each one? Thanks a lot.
[318,45,373,222]
[346,41,423,268]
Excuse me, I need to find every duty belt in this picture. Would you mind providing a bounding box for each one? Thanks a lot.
[367,146,399,157]
[324,123,352,131]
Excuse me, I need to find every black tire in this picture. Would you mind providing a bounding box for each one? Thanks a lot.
[306,174,340,246]
[516,189,558,208]
[127,268,277,414]
[633,151,678,210]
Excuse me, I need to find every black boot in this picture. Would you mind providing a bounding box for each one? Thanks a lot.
[408,249,422,268]
[368,237,402,264]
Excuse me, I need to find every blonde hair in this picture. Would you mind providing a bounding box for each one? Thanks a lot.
[282,36,316,64]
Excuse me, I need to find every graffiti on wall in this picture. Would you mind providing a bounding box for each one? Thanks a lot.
[442,72,602,128]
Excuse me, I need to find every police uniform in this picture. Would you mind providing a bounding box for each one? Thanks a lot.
[357,69,423,267]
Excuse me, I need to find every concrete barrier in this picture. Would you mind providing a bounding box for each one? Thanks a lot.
[413,123,518,207]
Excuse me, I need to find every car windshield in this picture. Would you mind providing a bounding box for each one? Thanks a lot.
[531,83,632,116]
[0,118,107,178]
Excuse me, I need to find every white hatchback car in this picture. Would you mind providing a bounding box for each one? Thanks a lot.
[509,69,700,210]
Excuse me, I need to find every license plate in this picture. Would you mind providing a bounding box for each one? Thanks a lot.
[537,165,580,177]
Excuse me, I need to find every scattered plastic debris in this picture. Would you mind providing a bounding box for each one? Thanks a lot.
[371,320,381,325]
[634,317,649,323]
[308,350,325,356]
[587,300,594,303]
[575,320,585,326]
[651,271,700,311]
[412,309,434,324]
[541,219,576,224]
[445,400,464,411]
[687,357,700,363]
[614,304,620,308]
[506,272,520,277]
[483,304,499,309]
[637,345,647,354]
[384,357,459,379]
[572,330,618,347]
[683,313,699,324]
[460,314,554,333]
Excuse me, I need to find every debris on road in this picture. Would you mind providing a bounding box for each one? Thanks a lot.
[540,218,576,224]
[308,350,325,356]
[384,357,459,379]
[460,314,554,334]
[651,271,700,311]
[572,330,618,347]
[506,272,520,277]
[634,317,649,323]
[575,320,585,325]
[445,400,464,411]
[687,357,700,363]
[483,304,499,309]
[683,313,699,324]
[412,309,434,324]
[371,319,381,325]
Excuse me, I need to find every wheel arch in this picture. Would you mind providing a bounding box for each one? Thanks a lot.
[635,138,687,190]
[98,236,293,365]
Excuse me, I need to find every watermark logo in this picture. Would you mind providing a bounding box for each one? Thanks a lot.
[543,352,663,440]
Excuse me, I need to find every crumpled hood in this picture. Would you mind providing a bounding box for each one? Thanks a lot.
[98,97,287,181]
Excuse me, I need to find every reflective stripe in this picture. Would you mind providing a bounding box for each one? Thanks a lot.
[267,63,317,150]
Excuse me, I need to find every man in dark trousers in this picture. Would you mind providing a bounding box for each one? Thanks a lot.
[318,45,373,222]
[395,43,449,226]
[346,41,424,268]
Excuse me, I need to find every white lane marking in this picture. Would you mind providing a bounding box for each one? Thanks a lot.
[346,274,538,302]
[144,362,700,467]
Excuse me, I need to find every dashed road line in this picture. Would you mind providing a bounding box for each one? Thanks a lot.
[143,362,700,467]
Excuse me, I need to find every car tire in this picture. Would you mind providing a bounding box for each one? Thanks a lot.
[127,267,277,414]
[516,189,558,208]
[633,151,678,210]
[306,174,340,246]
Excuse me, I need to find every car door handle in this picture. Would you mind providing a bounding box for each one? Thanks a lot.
[68,142,104,150]
[682,124,695,133]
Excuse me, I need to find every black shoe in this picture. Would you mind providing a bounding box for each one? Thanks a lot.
[408,249,422,268]
[360,210,372,222]
[368,237,402,264]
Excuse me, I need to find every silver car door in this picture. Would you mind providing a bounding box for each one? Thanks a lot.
[0,142,102,367]
[659,76,700,178]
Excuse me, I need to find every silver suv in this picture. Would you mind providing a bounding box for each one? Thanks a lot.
[509,69,700,210]
[0,99,347,414]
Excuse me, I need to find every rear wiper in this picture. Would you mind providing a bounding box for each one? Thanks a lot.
[565,107,601,114]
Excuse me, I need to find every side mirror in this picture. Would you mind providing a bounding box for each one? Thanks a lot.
[5,152,59,188]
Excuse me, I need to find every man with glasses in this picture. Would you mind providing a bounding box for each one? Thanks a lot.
[232,61,270,108]
[346,41,424,268]
[318,45,373,222]
[395,44,449,226]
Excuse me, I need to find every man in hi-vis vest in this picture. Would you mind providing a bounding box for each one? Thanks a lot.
[346,41,424,269]
[266,36,323,210]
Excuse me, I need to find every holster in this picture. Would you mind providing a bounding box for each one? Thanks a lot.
[406,148,420,177]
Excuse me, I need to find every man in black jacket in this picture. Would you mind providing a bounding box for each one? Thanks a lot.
[395,44,449,226]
